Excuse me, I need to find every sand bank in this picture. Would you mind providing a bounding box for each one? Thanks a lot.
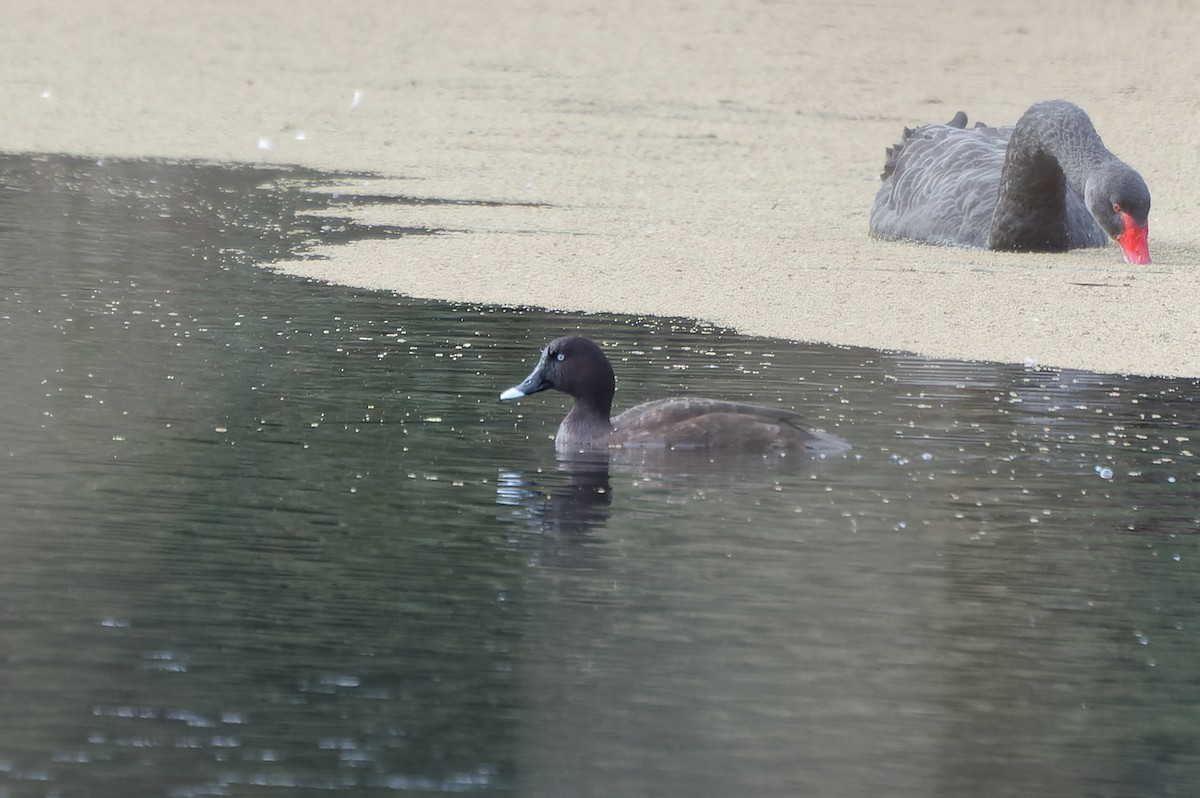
[2,0,1197,376]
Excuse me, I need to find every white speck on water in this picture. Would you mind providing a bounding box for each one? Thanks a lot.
[52,751,91,764]
[294,131,307,141]
[143,650,188,672]
[319,737,359,750]
[1094,465,1114,480]
[40,88,53,100]
[350,89,364,110]
[167,709,214,727]
[257,136,272,151]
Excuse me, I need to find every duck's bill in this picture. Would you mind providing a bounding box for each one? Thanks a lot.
[1118,216,1150,265]
[499,366,552,401]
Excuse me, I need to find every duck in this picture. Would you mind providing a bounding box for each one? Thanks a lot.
[499,335,849,455]
[869,100,1151,264]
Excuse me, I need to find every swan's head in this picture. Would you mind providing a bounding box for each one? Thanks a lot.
[1086,164,1151,265]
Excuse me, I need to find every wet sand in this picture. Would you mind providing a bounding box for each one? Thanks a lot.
[2,0,1197,376]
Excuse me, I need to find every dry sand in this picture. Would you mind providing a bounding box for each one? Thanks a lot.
[2,0,1197,376]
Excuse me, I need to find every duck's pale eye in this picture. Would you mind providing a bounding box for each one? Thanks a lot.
[555,353,565,362]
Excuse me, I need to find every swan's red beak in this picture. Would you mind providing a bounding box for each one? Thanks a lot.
[1118,212,1150,265]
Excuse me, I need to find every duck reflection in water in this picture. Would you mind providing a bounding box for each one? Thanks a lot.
[496,455,613,539]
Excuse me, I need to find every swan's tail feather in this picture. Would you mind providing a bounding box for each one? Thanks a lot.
[880,111,969,181]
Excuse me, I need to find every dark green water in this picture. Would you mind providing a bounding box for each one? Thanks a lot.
[1,154,1198,797]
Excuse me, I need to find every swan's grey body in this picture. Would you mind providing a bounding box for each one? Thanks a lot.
[870,101,1150,264]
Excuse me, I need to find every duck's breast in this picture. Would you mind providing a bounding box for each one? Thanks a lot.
[870,122,1010,248]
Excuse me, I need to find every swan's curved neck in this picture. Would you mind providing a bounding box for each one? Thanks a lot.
[987,101,1115,251]
[1037,104,1110,167]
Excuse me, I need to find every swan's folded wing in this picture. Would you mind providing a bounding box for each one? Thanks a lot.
[870,123,1009,248]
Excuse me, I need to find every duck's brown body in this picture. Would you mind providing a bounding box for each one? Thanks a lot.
[609,397,845,453]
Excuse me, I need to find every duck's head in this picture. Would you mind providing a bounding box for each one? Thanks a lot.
[500,336,616,415]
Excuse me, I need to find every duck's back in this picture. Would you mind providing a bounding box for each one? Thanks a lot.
[611,397,847,453]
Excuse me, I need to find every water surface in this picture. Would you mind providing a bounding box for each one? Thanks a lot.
[1,154,1198,797]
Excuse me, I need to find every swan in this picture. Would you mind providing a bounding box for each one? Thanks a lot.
[870,100,1150,264]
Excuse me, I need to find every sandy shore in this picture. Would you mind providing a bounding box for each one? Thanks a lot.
[2,0,1197,376]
